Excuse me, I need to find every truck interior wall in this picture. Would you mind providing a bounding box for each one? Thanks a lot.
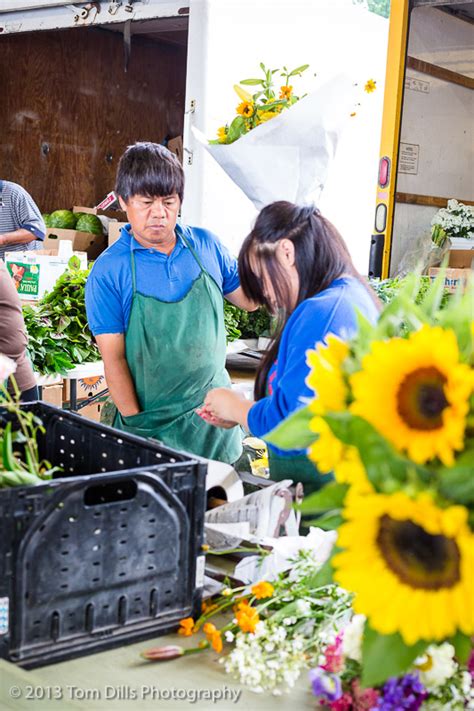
[390,7,474,276]
[0,27,187,212]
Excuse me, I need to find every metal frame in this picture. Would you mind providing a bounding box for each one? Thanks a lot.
[369,0,473,278]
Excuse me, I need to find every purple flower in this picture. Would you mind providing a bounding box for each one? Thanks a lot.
[377,673,427,711]
[309,668,343,702]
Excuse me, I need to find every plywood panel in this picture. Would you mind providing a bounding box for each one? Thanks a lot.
[0,27,187,212]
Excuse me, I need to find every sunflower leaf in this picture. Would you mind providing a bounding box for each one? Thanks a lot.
[449,631,471,663]
[361,624,427,687]
[305,557,335,589]
[437,450,474,504]
[264,404,316,450]
[323,413,416,490]
[297,482,348,513]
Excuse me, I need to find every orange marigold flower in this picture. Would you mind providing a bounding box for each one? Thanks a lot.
[235,606,260,633]
[364,79,377,93]
[177,617,195,636]
[203,622,217,637]
[233,598,250,612]
[251,581,275,599]
[211,630,223,653]
[236,100,254,117]
[279,85,293,99]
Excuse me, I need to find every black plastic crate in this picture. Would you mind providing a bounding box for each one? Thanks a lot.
[0,402,207,668]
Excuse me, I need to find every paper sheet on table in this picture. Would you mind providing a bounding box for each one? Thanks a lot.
[204,522,251,551]
[193,73,359,210]
[234,527,337,584]
[204,480,299,545]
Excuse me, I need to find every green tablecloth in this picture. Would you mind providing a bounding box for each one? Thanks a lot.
[0,629,315,710]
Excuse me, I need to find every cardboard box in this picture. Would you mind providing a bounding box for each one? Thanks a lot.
[428,267,471,293]
[108,221,128,246]
[5,249,87,301]
[44,227,106,260]
[40,383,63,408]
[448,249,474,269]
[63,373,107,402]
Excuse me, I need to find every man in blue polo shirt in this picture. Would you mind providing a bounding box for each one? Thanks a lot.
[0,180,46,260]
[85,142,254,463]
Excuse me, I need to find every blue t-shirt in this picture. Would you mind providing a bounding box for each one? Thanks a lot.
[247,277,379,457]
[85,223,240,335]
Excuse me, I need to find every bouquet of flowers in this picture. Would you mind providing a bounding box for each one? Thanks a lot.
[210,62,310,145]
[142,535,355,695]
[431,199,474,248]
[193,62,377,209]
[266,271,474,697]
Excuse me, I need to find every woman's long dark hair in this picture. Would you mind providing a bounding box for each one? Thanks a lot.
[238,201,380,399]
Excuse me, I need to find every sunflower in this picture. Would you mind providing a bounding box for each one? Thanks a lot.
[236,100,254,118]
[350,326,473,466]
[216,126,228,143]
[333,491,474,644]
[305,336,372,493]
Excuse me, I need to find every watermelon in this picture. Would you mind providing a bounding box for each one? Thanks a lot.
[75,213,103,236]
[49,209,77,229]
[42,213,51,227]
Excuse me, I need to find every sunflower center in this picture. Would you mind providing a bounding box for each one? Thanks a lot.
[397,367,448,430]
[376,515,461,590]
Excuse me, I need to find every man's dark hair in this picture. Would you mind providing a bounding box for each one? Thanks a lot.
[115,141,184,203]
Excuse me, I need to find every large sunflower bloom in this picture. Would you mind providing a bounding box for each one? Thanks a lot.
[333,491,474,644]
[350,326,473,466]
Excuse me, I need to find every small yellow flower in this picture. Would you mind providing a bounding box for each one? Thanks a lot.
[364,79,377,93]
[279,85,293,99]
[201,543,210,552]
[177,617,195,637]
[236,100,254,117]
[221,587,232,597]
[216,126,227,143]
[251,581,275,599]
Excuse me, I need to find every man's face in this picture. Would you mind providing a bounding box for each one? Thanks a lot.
[119,194,181,250]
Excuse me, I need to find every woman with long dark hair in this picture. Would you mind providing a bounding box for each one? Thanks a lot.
[199,201,380,489]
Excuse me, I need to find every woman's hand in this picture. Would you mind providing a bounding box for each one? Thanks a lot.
[201,387,254,429]
[195,404,237,429]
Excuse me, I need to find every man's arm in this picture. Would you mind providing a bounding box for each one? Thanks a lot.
[0,229,39,248]
[95,333,141,417]
[225,286,258,312]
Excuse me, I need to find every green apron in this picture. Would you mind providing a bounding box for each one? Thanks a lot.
[113,233,242,464]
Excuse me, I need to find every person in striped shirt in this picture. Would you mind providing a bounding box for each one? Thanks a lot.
[0,180,46,260]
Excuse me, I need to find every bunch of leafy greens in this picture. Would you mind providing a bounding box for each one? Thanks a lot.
[23,257,99,375]
[369,275,451,308]
[224,303,272,342]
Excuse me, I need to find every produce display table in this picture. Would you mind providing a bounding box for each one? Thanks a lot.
[62,360,106,412]
[35,361,107,413]
[0,629,314,710]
